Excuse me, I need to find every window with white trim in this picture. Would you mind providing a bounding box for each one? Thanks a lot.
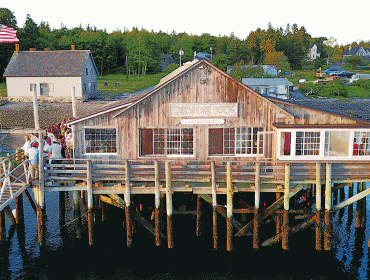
[209,127,264,156]
[353,132,370,156]
[84,128,117,154]
[295,131,320,156]
[140,128,194,156]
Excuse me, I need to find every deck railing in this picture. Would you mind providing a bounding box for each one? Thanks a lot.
[43,159,370,187]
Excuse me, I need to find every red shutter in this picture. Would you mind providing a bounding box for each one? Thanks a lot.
[209,128,223,155]
[140,129,153,155]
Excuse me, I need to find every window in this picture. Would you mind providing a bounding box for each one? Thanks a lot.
[280,132,291,156]
[140,128,194,156]
[324,131,350,157]
[296,131,320,156]
[84,128,117,154]
[353,132,370,156]
[209,127,264,156]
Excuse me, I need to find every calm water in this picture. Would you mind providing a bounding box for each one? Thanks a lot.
[1,184,370,280]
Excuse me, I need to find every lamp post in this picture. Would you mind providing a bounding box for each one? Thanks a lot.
[179,47,184,66]
[210,47,213,61]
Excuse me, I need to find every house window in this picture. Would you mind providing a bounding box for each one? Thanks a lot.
[209,127,264,156]
[295,131,320,156]
[324,131,350,157]
[353,132,370,156]
[140,128,194,156]
[84,128,117,154]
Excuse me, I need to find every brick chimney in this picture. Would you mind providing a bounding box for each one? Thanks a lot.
[44,48,51,51]
[15,44,19,53]
[30,48,36,51]
[71,45,75,50]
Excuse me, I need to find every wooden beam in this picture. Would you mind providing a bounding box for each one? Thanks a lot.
[165,161,174,249]
[125,160,132,247]
[154,161,161,246]
[211,161,218,250]
[226,161,233,251]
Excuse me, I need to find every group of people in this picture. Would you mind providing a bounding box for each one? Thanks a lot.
[21,119,74,180]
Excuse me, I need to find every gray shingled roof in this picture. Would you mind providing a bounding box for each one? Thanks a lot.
[3,50,97,77]
[343,46,363,56]
[242,78,293,86]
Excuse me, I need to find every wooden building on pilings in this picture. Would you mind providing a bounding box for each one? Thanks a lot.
[38,59,370,250]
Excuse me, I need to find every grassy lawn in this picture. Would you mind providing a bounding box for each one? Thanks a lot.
[97,73,163,94]
[0,83,6,97]
[289,70,317,85]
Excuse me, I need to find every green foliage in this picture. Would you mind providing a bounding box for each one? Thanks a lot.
[345,55,365,69]
[162,63,179,76]
[212,54,230,71]
[313,57,325,70]
[319,79,347,97]
[352,79,370,91]
[0,83,6,97]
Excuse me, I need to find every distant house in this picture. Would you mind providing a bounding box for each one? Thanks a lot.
[242,78,293,99]
[3,45,99,101]
[308,44,321,60]
[227,65,278,77]
[159,54,174,72]
[342,46,369,61]
[195,52,212,61]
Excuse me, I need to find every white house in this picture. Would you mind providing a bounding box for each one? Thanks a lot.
[3,45,99,101]
[308,44,321,60]
[342,46,369,61]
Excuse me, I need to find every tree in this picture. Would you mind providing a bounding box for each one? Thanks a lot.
[323,36,337,65]
[264,51,290,76]
[345,55,364,69]
[229,60,249,81]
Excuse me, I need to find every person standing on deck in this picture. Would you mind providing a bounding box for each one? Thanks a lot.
[21,135,31,152]
[46,139,63,162]
[25,142,39,180]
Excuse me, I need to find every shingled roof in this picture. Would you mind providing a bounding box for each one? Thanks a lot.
[3,50,98,77]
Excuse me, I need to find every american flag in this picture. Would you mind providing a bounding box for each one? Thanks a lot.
[0,24,19,43]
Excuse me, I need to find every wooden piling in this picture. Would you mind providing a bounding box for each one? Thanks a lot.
[72,190,82,238]
[16,194,24,228]
[324,163,332,251]
[355,183,362,229]
[211,161,218,250]
[0,210,5,244]
[165,161,174,249]
[253,162,260,250]
[154,161,161,246]
[315,163,322,251]
[59,191,66,225]
[276,192,282,234]
[226,161,233,252]
[87,160,94,246]
[37,206,45,246]
[282,163,290,250]
[4,205,16,226]
[196,195,202,236]
[125,160,132,247]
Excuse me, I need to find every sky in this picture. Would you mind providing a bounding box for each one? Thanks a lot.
[3,0,370,46]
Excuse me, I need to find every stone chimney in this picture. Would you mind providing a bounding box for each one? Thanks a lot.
[15,44,19,53]
[30,48,36,51]
[71,45,75,50]
[44,48,51,51]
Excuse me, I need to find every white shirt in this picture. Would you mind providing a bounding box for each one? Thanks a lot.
[46,143,62,159]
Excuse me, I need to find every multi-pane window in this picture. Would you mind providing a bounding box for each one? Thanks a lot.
[295,131,320,156]
[209,127,264,156]
[140,128,194,156]
[84,128,117,154]
[353,132,370,156]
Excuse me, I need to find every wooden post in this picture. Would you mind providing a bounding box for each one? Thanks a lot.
[196,195,202,236]
[0,210,5,244]
[4,205,16,226]
[226,161,233,251]
[165,161,174,249]
[154,161,161,246]
[324,163,332,251]
[72,190,82,238]
[38,132,44,207]
[361,182,367,229]
[16,148,21,163]
[315,163,322,251]
[37,206,45,246]
[71,87,77,118]
[125,160,132,247]
[253,162,260,250]
[87,160,94,246]
[275,192,282,234]
[33,84,40,129]
[59,191,66,225]
[282,163,290,250]
[16,194,24,228]
[348,183,354,219]
[211,162,218,250]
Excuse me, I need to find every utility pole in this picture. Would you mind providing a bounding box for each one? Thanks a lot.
[126,56,129,81]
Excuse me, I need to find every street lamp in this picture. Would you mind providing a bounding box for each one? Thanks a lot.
[179,47,184,66]
[210,47,213,61]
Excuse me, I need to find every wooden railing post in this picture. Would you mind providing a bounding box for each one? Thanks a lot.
[125,160,132,247]
[211,161,218,250]
[282,163,290,250]
[154,161,161,246]
[253,162,260,250]
[226,161,233,251]
[315,163,322,251]
[87,160,94,246]
[0,210,5,244]
[324,163,332,251]
[165,161,173,248]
